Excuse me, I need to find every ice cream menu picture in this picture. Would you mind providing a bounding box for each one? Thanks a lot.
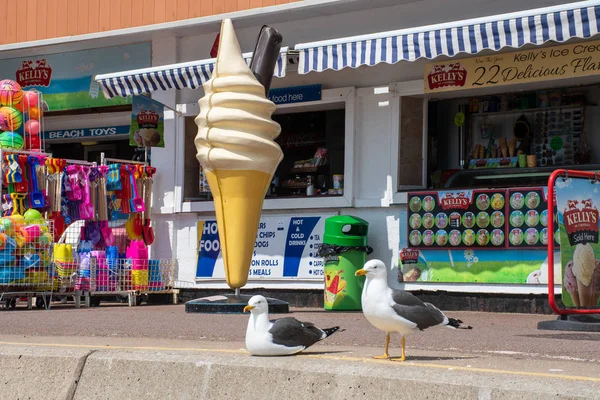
[407,190,506,249]
[555,178,600,308]
[129,95,165,148]
[507,188,559,249]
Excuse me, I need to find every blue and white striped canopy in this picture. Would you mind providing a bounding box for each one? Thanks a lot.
[95,48,288,99]
[295,1,600,74]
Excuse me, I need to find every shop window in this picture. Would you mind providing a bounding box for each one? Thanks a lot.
[183,108,346,201]
[426,85,594,190]
[397,96,425,189]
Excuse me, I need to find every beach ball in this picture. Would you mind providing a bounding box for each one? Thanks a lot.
[0,107,23,131]
[25,133,40,150]
[24,120,40,135]
[24,208,43,223]
[38,232,53,246]
[29,106,41,120]
[0,219,12,234]
[0,80,23,106]
[9,214,25,228]
[13,101,25,113]
[23,91,38,108]
[0,233,6,250]
[0,131,24,149]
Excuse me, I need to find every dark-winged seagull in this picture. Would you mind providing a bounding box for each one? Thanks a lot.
[243,295,340,356]
[355,259,472,361]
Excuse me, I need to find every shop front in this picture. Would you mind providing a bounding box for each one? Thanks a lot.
[91,1,600,301]
[0,42,180,308]
[0,43,152,163]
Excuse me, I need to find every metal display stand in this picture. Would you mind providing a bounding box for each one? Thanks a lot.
[538,169,600,332]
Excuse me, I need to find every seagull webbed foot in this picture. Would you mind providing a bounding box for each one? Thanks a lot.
[372,354,390,360]
[389,355,406,362]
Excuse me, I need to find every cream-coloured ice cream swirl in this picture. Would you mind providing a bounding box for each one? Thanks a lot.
[195,19,283,175]
[573,243,595,286]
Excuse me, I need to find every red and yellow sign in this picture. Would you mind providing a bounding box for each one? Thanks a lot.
[424,40,600,93]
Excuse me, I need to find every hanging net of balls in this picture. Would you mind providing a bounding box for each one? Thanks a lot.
[0,79,44,152]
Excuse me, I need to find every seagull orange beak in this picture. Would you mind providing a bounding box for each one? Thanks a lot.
[355,269,367,276]
[243,305,254,313]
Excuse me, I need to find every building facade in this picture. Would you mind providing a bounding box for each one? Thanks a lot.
[3,0,596,301]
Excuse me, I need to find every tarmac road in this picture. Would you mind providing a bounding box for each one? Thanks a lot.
[0,303,599,364]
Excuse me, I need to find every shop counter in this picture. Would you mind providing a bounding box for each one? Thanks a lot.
[443,164,600,189]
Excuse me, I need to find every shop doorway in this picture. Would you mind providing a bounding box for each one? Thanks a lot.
[46,139,135,163]
[84,144,116,164]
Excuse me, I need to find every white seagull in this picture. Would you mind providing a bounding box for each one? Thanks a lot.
[243,295,340,356]
[355,259,472,361]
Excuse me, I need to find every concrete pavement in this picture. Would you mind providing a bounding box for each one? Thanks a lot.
[0,304,599,399]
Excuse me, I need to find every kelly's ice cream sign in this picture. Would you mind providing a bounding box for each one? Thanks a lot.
[563,199,599,246]
[16,59,52,87]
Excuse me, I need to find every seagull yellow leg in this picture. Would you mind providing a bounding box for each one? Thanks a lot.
[372,333,390,360]
[391,336,406,362]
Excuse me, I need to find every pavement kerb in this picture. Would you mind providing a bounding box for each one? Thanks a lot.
[0,344,599,400]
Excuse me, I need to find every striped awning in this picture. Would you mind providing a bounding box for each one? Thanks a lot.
[295,1,600,74]
[95,47,288,98]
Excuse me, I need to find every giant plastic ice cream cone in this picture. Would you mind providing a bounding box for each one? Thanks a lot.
[194,19,283,289]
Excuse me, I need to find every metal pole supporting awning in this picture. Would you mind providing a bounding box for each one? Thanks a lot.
[94,47,289,99]
[294,0,600,74]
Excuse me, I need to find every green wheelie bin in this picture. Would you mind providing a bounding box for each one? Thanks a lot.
[318,216,373,311]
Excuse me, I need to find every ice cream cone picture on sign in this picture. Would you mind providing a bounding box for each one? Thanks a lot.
[559,194,600,308]
[194,19,283,289]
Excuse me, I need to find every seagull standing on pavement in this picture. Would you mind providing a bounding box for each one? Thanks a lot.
[243,295,341,356]
[355,259,472,361]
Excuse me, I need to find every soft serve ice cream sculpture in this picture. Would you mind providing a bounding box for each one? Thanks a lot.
[194,19,283,289]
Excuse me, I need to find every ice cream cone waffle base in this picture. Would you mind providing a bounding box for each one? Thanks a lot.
[577,280,596,307]
[205,168,272,289]
[568,290,580,307]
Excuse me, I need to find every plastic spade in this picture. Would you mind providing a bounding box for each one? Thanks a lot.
[27,156,44,208]
[142,166,156,245]
[100,221,114,245]
[14,156,28,193]
[127,165,145,213]
[78,167,95,220]
[10,193,19,216]
[15,193,26,216]
[142,218,155,245]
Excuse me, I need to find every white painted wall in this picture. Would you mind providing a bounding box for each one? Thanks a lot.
[148,0,593,293]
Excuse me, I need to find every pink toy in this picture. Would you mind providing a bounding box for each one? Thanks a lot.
[24,120,40,135]
[23,91,39,108]
[19,225,42,242]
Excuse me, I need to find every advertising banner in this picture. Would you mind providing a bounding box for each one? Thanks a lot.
[129,96,165,147]
[554,177,600,307]
[196,214,334,280]
[400,185,563,285]
[407,188,558,250]
[424,40,600,93]
[0,43,151,111]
